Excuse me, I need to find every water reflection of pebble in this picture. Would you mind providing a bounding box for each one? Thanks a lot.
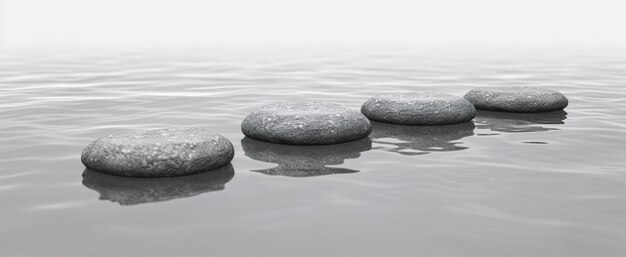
[241,137,372,177]
[474,110,567,134]
[82,164,234,205]
[370,121,475,156]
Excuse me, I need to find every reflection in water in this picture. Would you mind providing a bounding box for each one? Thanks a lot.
[474,110,567,133]
[82,164,234,205]
[241,137,372,177]
[370,121,475,156]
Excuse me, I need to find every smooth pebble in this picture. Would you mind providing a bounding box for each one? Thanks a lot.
[241,101,371,145]
[361,92,476,125]
[81,128,234,177]
[464,87,568,112]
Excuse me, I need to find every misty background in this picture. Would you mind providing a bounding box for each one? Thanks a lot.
[1,0,626,49]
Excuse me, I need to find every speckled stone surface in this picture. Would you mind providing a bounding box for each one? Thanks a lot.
[464,87,568,113]
[82,164,234,205]
[241,137,371,177]
[241,102,371,145]
[361,92,476,125]
[81,128,234,177]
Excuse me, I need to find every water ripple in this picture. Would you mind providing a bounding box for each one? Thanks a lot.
[1,48,626,256]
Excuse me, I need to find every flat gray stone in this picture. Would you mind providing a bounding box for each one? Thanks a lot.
[361,92,476,125]
[81,128,234,177]
[464,87,568,112]
[241,101,371,145]
[82,164,234,205]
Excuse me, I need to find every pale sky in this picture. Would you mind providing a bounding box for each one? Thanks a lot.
[2,0,626,48]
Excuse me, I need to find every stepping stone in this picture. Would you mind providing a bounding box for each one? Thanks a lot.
[241,101,371,145]
[464,87,568,112]
[82,164,234,205]
[81,128,234,177]
[361,92,476,125]
[241,137,371,177]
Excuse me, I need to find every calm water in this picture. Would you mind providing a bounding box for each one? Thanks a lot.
[1,47,625,257]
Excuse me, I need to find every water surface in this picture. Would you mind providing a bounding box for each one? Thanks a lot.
[1,47,625,257]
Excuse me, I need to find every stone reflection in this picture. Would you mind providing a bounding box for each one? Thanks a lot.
[474,110,567,133]
[82,164,234,205]
[241,137,372,177]
[370,121,475,156]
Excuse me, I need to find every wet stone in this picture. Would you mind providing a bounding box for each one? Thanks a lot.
[464,87,568,113]
[81,128,234,177]
[241,101,371,145]
[361,92,476,125]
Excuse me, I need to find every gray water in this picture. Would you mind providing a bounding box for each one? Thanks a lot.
[1,47,625,257]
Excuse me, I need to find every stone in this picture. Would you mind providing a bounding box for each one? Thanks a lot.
[241,101,371,145]
[82,164,234,205]
[81,128,234,177]
[464,87,568,112]
[361,92,476,125]
[241,137,371,177]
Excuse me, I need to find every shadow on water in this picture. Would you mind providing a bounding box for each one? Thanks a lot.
[474,110,568,134]
[241,137,372,177]
[82,164,234,205]
[370,121,475,156]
